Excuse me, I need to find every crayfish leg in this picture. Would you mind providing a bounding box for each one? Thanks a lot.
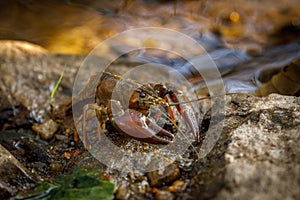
[82,103,103,149]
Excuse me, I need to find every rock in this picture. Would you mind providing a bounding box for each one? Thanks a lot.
[0,40,47,59]
[54,134,68,141]
[184,94,300,200]
[155,190,174,200]
[0,104,32,130]
[32,119,59,140]
[50,162,63,172]
[215,94,300,200]
[115,182,130,200]
[0,40,83,122]
[166,180,187,193]
[147,163,180,187]
[0,144,38,199]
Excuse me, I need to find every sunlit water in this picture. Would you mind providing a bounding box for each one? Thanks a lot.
[0,0,299,93]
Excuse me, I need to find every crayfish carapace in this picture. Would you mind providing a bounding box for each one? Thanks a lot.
[80,71,199,148]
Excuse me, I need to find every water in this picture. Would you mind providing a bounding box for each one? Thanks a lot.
[0,0,299,93]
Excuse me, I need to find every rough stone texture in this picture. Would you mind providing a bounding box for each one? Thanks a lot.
[147,163,181,187]
[186,94,300,200]
[32,119,59,140]
[0,144,38,199]
[0,40,47,59]
[0,40,82,122]
[218,94,300,200]
[0,41,299,199]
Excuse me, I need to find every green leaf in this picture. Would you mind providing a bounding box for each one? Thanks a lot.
[17,168,115,200]
[50,69,65,105]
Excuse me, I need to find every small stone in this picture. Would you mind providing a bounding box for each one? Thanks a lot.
[136,175,148,182]
[63,152,71,160]
[32,119,59,140]
[72,149,81,157]
[147,163,180,187]
[50,162,63,172]
[166,180,187,193]
[116,182,130,200]
[136,180,150,193]
[54,134,67,141]
[155,190,174,200]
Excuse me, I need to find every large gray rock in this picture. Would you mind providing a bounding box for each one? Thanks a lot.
[0,40,81,122]
[186,94,300,200]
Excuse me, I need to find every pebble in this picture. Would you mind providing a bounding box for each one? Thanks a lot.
[50,162,63,172]
[116,182,130,200]
[55,134,68,141]
[147,163,180,187]
[63,152,71,160]
[155,190,174,200]
[32,119,59,140]
[166,180,187,193]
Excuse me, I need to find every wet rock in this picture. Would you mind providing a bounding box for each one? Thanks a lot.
[0,40,47,59]
[0,144,38,199]
[166,180,187,193]
[50,162,63,172]
[0,104,32,130]
[32,119,59,140]
[155,190,174,200]
[185,94,300,200]
[147,163,180,187]
[0,40,83,122]
[54,134,68,141]
[115,182,130,200]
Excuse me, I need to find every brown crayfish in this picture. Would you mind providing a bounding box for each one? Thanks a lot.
[79,71,199,147]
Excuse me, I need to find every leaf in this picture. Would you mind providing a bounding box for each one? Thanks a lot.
[17,168,115,200]
[50,69,65,105]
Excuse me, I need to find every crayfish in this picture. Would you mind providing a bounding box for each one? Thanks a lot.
[79,71,199,147]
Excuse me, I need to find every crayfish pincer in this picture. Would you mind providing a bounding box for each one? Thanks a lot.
[81,71,199,147]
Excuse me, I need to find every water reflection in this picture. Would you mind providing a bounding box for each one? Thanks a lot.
[0,0,299,92]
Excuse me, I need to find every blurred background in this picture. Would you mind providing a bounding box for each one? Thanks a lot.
[1,0,300,96]
[0,0,299,54]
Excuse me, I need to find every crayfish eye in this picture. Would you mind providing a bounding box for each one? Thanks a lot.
[139,92,146,98]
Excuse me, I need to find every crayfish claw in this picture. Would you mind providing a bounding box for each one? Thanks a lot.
[143,127,174,144]
[147,118,175,139]
[114,109,174,145]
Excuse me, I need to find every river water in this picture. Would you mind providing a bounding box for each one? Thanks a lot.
[0,0,299,93]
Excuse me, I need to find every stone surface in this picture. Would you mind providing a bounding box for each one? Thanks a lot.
[147,163,181,187]
[0,40,299,200]
[0,144,38,199]
[32,119,59,140]
[184,94,300,200]
[155,190,175,200]
[217,94,300,200]
[0,40,83,122]
[0,40,47,59]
